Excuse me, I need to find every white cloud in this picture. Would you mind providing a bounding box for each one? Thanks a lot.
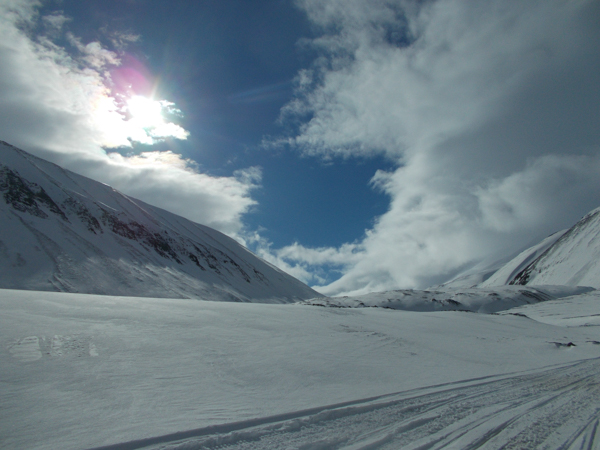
[477,154,600,233]
[66,34,121,68]
[0,0,258,237]
[246,232,361,286]
[272,0,600,295]
[42,12,70,32]
[100,152,259,235]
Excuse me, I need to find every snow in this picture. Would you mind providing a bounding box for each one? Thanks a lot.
[0,141,320,302]
[148,359,600,450]
[439,204,600,291]
[300,285,593,313]
[3,143,600,448]
[499,289,600,328]
[478,230,567,287]
[472,207,600,290]
[508,207,600,288]
[2,288,600,449]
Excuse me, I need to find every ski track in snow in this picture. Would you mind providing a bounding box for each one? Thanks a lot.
[89,358,600,450]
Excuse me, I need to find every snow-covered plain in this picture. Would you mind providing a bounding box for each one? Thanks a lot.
[2,288,600,449]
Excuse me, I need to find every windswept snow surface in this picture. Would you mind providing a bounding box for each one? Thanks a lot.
[300,285,593,313]
[499,289,600,328]
[2,288,600,449]
[0,141,319,302]
[112,359,600,450]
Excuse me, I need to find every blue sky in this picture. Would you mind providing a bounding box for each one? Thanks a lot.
[36,0,394,250]
[1,0,599,295]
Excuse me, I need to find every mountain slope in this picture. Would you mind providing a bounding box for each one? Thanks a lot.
[478,230,567,287]
[0,141,321,302]
[508,206,600,288]
[478,206,600,289]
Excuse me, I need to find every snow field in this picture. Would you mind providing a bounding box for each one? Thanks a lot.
[2,288,600,449]
[142,359,600,450]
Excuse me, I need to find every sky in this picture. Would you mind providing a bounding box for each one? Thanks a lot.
[0,0,599,296]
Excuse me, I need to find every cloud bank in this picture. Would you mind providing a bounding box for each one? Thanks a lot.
[272,0,600,295]
[0,0,258,236]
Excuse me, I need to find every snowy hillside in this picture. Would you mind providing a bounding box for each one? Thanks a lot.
[508,206,600,288]
[439,230,567,289]
[438,204,600,290]
[481,207,600,289]
[479,230,567,287]
[301,285,592,313]
[0,141,320,302]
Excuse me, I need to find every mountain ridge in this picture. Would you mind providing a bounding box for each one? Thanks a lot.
[440,205,600,290]
[507,206,600,288]
[0,141,321,302]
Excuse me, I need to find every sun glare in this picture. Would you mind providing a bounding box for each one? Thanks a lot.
[93,93,189,147]
[127,96,164,128]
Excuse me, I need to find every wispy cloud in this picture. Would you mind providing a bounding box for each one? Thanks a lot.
[228,81,292,104]
[0,0,259,236]
[271,0,600,295]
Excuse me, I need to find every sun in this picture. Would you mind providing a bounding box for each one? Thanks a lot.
[93,93,189,146]
[126,96,164,128]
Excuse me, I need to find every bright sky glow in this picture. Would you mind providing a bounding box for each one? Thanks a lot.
[120,96,189,144]
[127,96,164,128]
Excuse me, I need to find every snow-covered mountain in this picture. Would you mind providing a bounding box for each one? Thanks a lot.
[0,141,321,302]
[481,206,600,289]
[478,230,567,287]
[438,230,567,289]
[437,205,600,290]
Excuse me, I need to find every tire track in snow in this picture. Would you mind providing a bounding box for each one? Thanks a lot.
[88,358,600,450]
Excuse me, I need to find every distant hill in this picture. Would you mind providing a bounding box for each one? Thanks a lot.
[0,141,321,302]
[300,285,592,314]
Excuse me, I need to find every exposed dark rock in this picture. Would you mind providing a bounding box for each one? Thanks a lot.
[510,208,600,286]
[0,165,68,221]
[62,198,101,233]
